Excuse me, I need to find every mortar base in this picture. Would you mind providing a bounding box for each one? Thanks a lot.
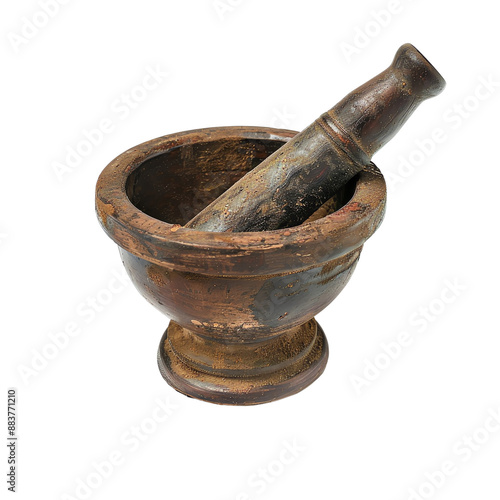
[157,319,329,405]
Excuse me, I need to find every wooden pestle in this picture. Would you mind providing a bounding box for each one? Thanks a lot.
[186,43,445,233]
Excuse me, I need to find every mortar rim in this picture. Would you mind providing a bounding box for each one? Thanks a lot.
[95,126,386,276]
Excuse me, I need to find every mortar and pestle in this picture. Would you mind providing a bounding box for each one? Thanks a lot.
[96,44,445,405]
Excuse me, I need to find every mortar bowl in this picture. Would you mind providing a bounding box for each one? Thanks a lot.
[96,126,386,405]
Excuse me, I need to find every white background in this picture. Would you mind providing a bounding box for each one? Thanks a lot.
[2,1,499,499]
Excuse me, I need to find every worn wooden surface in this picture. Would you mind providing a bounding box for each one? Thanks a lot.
[96,126,387,404]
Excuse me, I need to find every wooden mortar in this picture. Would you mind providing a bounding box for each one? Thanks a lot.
[96,126,386,405]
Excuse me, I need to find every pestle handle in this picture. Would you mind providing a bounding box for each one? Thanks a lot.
[327,43,445,159]
[186,44,445,233]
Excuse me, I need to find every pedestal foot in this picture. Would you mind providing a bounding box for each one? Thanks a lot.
[157,319,328,405]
